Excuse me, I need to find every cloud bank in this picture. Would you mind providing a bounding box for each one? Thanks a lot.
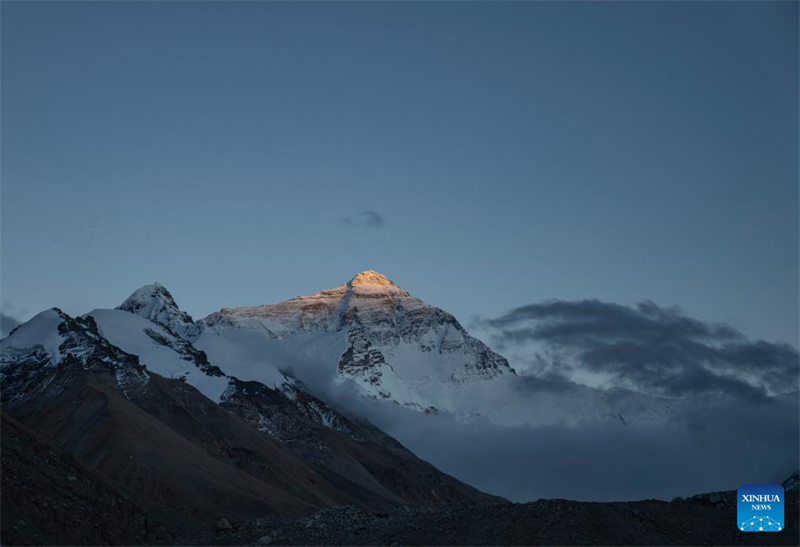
[477,299,799,400]
[260,297,800,503]
[354,393,798,502]
[293,359,799,503]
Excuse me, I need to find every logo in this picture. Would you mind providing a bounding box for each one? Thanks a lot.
[737,484,784,532]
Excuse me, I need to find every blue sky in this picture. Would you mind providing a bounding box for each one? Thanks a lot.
[2,1,797,346]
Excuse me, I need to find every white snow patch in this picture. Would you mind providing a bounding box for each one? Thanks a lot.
[89,309,230,402]
[0,309,66,365]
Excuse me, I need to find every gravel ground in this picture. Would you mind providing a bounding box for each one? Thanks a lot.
[196,488,799,546]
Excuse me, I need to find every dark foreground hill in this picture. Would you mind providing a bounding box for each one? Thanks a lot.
[6,413,795,547]
[0,413,189,545]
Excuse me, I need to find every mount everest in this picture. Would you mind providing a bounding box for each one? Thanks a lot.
[148,270,692,426]
[2,270,712,435]
[2,268,798,528]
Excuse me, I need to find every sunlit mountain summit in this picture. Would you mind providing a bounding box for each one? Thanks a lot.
[196,270,515,412]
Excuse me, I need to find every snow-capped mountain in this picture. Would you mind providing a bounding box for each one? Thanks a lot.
[1,273,690,436]
[0,283,500,521]
[196,270,515,412]
[6,272,688,427]
[182,270,702,426]
[87,303,355,440]
[109,283,303,400]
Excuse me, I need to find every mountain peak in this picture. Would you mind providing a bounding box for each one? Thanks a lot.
[349,270,397,288]
[199,269,514,413]
[117,282,195,331]
[119,282,175,308]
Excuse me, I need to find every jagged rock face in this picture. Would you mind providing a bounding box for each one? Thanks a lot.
[200,270,515,411]
[222,380,358,445]
[0,308,149,408]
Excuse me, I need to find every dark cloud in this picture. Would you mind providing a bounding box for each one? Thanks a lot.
[338,210,385,228]
[478,299,799,399]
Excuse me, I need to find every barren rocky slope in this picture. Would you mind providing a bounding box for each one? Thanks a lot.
[0,413,190,546]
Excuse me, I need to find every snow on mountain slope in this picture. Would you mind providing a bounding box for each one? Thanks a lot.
[88,309,232,402]
[110,282,301,393]
[108,283,375,433]
[197,270,516,412]
[0,309,66,366]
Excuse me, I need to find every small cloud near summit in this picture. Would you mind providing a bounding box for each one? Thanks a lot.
[339,210,385,229]
[1,313,22,338]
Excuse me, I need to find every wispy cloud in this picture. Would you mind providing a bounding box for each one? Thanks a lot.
[0,301,26,337]
[338,210,385,229]
[304,372,799,502]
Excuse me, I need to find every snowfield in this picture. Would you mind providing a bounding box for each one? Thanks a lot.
[89,309,231,402]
